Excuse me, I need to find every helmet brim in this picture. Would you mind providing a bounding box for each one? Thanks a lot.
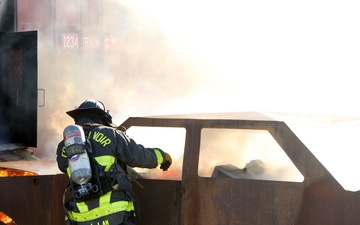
[66,108,107,120]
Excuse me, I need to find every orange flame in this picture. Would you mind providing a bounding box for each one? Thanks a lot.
[0,211,16,225]
[0,168,38,177]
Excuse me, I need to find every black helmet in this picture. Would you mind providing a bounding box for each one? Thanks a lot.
[66,99,113,125]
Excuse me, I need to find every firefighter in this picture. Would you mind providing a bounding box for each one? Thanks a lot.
[56,99,172,225]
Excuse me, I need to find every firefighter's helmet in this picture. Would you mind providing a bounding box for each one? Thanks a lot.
[66,99,113,125]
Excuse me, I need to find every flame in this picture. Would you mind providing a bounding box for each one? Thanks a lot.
[0,168,38,177]
[0,211,16,225]
[0,168,37,225]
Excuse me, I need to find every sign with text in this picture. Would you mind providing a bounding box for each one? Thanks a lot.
[83,35,101,50]
[104,36,122,51]
[62,33,122,51]
[62,33,79,50]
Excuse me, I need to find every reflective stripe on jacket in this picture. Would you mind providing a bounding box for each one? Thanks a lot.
[67,191,135,222]
[56,120,166,224]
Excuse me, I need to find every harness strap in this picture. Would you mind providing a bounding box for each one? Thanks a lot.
[96,155,116,172]
[68,192,135,222]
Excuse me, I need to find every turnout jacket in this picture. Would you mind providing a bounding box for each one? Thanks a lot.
[56,119,166,225]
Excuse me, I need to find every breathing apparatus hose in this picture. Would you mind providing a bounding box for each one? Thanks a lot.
[63,185,77,225]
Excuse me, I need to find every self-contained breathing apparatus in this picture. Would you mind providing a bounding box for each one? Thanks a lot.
[63,124,103,199]
[63,124,132,201]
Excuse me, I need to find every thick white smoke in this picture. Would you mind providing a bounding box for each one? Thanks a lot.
[21,0,360,190]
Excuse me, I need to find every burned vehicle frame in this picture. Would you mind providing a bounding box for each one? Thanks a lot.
[123,113,360,225]
[1,113,360,224]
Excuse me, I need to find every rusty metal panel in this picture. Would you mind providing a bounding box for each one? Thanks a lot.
[182,178,303,225]
[344,191,360,224]
[132,179,181,225]
[0,174,68,225]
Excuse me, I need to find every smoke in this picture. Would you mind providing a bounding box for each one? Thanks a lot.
[21,0,360,190]
[197,128,303,182]
[32,0,222,159]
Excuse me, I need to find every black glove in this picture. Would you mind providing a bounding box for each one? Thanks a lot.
[160,152,172,171]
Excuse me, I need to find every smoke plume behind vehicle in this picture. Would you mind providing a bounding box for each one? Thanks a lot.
[16,0,360,190]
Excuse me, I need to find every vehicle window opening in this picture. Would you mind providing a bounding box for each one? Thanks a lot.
[198,128,304,182]
[126,126,185,180]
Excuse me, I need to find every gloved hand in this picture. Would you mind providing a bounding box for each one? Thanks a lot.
[160,152,172,171]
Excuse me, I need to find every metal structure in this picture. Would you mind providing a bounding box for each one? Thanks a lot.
[0,31,38,148]
[123,114,360,225]
[1,113,360,224]
[0,173,68,225]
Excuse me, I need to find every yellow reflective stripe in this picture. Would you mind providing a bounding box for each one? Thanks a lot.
[66,167,71,177]
[77,201,89,213]
[68,201,134,222]
[76,190,111,214]
[95,155,115,172]
[100,191,111,206]
[154,149,164,166]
